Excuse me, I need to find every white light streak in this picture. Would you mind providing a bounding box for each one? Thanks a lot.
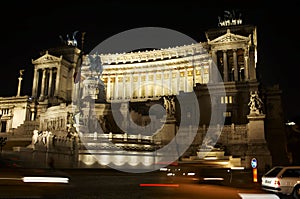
[22,177,69,183]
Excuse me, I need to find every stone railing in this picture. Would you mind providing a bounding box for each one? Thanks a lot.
[33,133,77,153]
[93,43,207,65]
[194,124,248,146]
[219,124,248,144]
[80,132,153,144]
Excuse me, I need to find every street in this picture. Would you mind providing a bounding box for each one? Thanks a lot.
[0,167,278,199]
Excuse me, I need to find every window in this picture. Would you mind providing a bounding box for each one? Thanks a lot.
[282,169,300,177]
[223,111,232,124]
[221,96,233,104]
[264,167,283,177]
[223,112,232,117]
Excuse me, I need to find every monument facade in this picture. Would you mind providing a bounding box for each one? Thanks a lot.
[0,13,289,171]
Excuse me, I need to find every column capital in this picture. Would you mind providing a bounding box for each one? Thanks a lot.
[243,47,249,55]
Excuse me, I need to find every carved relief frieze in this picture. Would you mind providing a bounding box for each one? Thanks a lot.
[32,51,62,65]
[208,29,250,46]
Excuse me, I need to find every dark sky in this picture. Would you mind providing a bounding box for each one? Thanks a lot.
[1,0,299,120]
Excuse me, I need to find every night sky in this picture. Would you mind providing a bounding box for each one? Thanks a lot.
[1,0,299,121]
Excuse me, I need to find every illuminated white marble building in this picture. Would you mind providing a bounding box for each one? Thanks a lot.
[0,15,289,171]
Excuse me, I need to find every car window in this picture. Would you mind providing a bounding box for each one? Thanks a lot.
[264,167,283,177]
[282,169,300,177]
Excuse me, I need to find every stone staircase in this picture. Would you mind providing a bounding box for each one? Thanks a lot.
[10,120,39,137]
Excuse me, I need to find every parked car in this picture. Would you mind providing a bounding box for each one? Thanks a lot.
[261,166,300,199]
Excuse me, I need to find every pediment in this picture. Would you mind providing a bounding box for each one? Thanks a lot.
[208,29,250,45]
[32,51,62,64]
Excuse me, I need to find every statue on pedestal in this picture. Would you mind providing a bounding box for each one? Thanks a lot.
[248,91,263,115]
[67,112,78,139]
[163,96,170,115]
[163,96,176,117]
[28,129,39,149]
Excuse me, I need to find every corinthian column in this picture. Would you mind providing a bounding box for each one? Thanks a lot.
[54,67,61,97]
[122,74,126,100]
[17,76,23,97]
[184,68,188,92]
[233,49,238,81]
[130,73,133,98]
[210,50,218,83]
[115,74,119,99]
[169,70,172,95]
[176,70,180,93]
[153,72,157,97]
[161,71,164,96]
[138,74,141,98]
[244,47,250,80]
[32,68,39,97]
[48,68,53,96]
[39,69,46,99]
[223,50,228,82]
[145,73,149,97]
[107,76,111,100]
[208,59,213,83]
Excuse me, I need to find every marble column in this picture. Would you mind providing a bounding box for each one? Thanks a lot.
[122,74,126,100]
[223,50,228,82]
[184,68,188,92]
[208,59,213,83]
[212,50,219,82]
[176,70,180,94]
[169,70,172,95]
[107,76,111,100]
[54,66,61,97]
[161,71,164,96]
[115,74,119,99]
[211,50,218,65]
[145,73,149,97]
[249,46,256,80]
[32,68,39,97]
[48,68,53,96]
[153,72,157,97]
[130,73,133,98]
[17,76,23,97]
[233,49,238,81]
[201,65,205,84]
[40,68,46,99]
[138,74,141,98]
[244,47,250,80]
[192,61,196,87]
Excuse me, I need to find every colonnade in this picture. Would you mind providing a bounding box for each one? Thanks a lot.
[101,45,254,102]
[103,64,210,101]
[32,67,58,100]
[210,47,252,82]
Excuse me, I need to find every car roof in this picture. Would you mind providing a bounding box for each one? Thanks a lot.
[272,166,300,168]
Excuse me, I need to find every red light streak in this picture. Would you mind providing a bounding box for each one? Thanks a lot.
[139,183,179,187]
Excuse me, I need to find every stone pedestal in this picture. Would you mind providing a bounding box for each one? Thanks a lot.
[245,113,272,173]
[153,115,176,145]
[247,114,266,142]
